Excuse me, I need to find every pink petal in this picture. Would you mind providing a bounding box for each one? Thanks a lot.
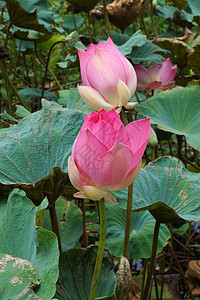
[109,160,142,191]
[78,49,91,86]
[125,60,137,96]
[89,119,117,149]
[92,142,134,187]
[72,128,108,179]
[80,114,90,132]
[157,58,172,79]
[104,109,119,126]
[112,113,123,132]
[134,65,151,86]
[115,123,131,147]
[68,155,92,191]
[147,81,162,92]
[104,37,125,60]
[86,47,127,105]
[148,64,161,82]
[160,68,176,85]
[125,118,150,168]
[87,43,95,54]
[161,82,174,90]
[96,40,105,49]
[78,85,114,112]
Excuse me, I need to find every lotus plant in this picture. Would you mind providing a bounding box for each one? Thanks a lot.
[68,108,150,204]
[78,38,137,112]
[134,58,177,93]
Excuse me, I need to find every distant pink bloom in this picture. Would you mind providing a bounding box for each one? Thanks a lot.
[185,27,193,35]
[78,38,137,112]
[134,58,177,93]
[68,109,150,203]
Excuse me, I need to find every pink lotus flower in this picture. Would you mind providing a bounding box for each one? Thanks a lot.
[78,38,137,112]
[68,109,150,203]
[134,58,177,93]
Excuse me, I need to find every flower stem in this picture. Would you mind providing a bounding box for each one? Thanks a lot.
[49,202,62,253]
[167,242,194,300]
[142,220,160,300]
[123,182,133,258]
[89,198,106,300]
[102,0,113,40]
[140,258,148,299]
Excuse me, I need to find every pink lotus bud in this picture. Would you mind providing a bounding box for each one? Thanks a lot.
[134,58,177,93]
[78,38,137,112]
[68,109,150,203]
[148,127,158,148]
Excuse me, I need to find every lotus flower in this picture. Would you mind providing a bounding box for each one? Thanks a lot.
[68,109,150,203]
[78,38,137,112]
[134,58,177,93]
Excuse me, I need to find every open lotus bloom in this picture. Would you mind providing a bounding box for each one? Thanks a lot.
[68,109,150,204]
[134,58,177,93]
[78,38,137,112]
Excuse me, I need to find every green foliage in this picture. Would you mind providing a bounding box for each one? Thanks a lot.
[117,157,200,223]
[43,197,83,251]
[63,15,85,33]
[0,100,85,205]
[0,188,59,299]
[5,0,53,32]
[137,82,200,150]
[58,88,92,114]
[130,40,169,66]
[56,247,116,299]
[0,0,200,297]
[0,254,39,299]
[105,205,170,259]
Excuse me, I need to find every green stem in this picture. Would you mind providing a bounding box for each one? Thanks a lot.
[150,0,158,38]
[0,62,29,111]
[140,258,148,299]
[167,242,194,300]
[151,147,156,161]
[89,199,106,300]
[48,202,62,253]
[160,251,165,300]
[142,220,160,300]
[81,200,88,248]
[123,182,133,258]
[102,0,113,39]
[169,223,173,273]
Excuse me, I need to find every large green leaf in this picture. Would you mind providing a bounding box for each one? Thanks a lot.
[0,254,39,299]
[156,4,195,27]
[116,157,200,223]
[43,197,83,251]
[5,0,53,33]
[0,100,85,205]
[0,188,59,299]
[105,205,170,259]
[56,247,116,299]
[188,0,200,25]
[18,88,58,103]
[117,30,146,56]
[63,15,85,33]
[136,83,200,151]
[130,40,169,66]
[153,37,191,68]
[58,88,92,114]
[188,44,200,73]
